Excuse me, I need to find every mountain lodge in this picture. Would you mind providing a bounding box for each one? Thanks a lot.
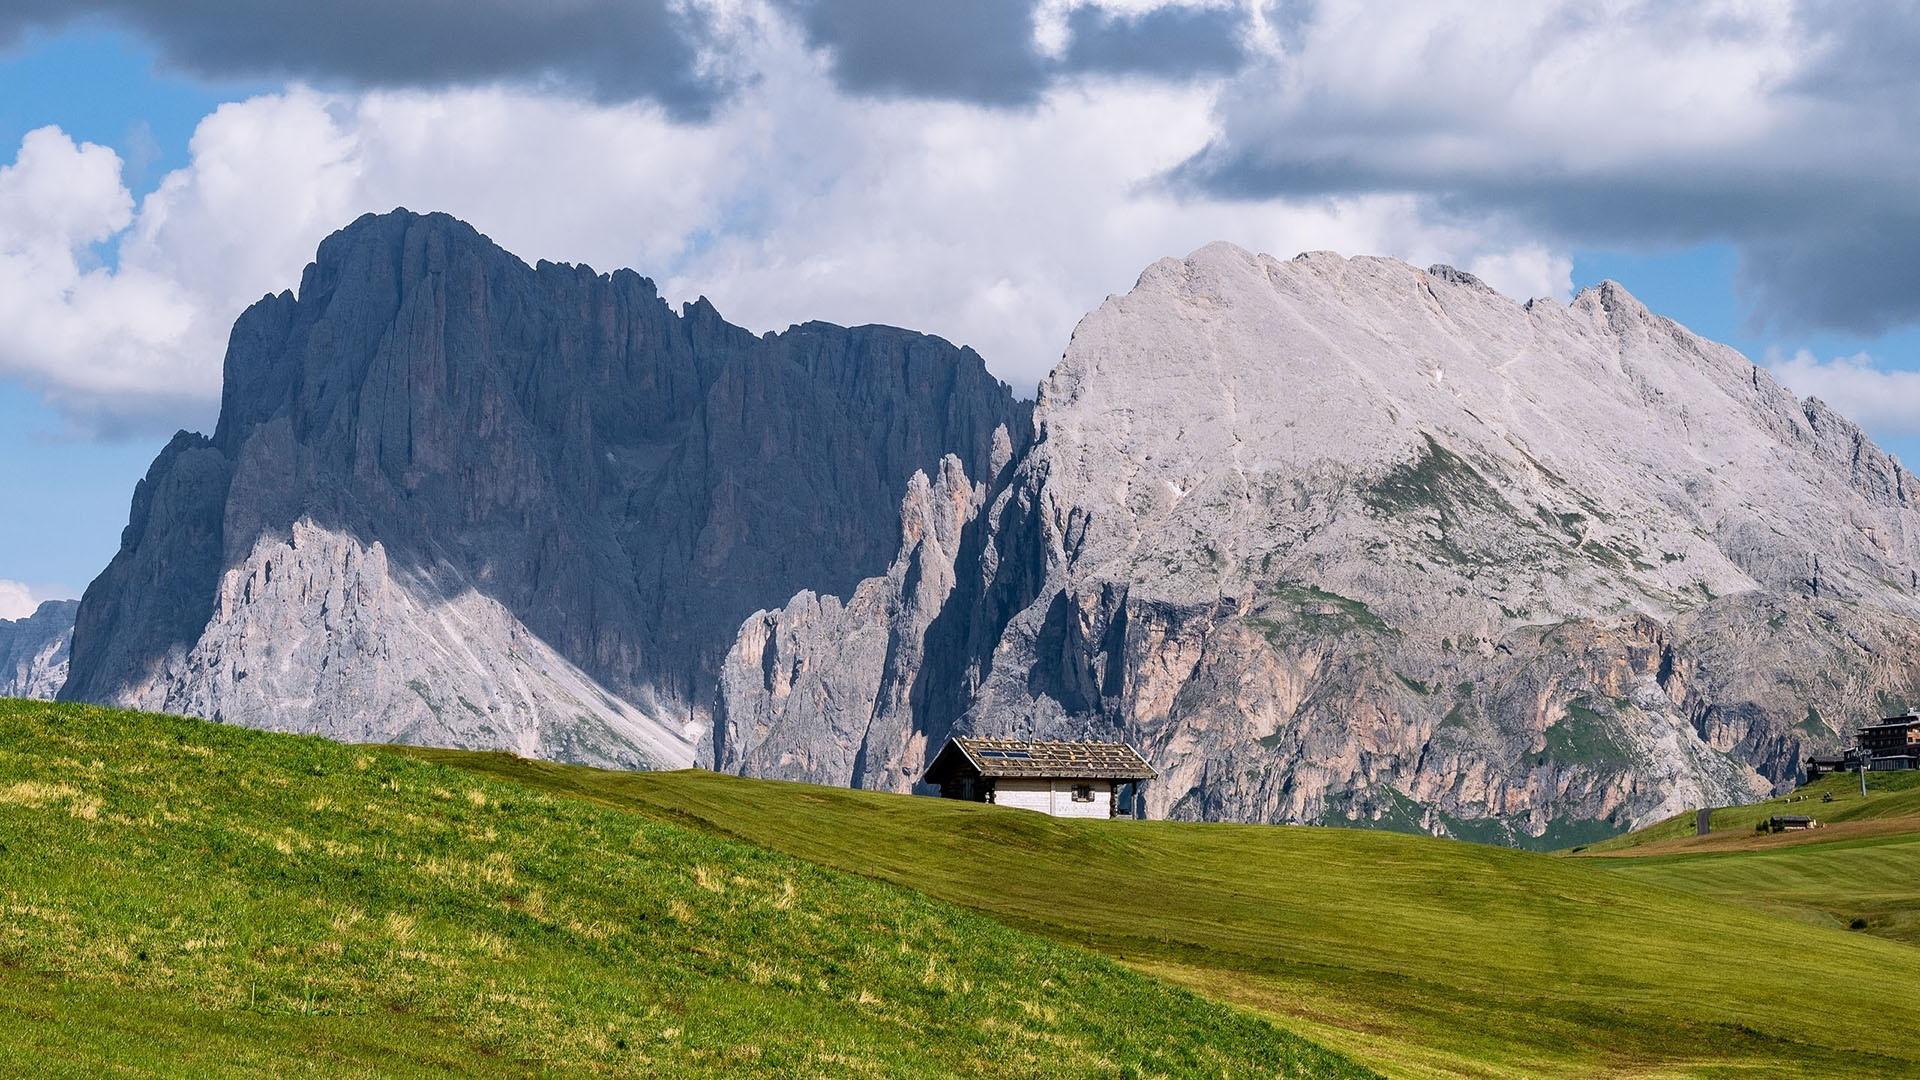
[921,737,1156,819]
[1858,713,1920,771]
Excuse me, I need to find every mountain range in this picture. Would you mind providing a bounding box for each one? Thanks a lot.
[61,211,1023,770]
[0,599,75,699]
[51,212,1920,843]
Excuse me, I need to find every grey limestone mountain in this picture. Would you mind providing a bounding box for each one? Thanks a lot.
[0,599,77,700]
[62,210,1028,767]
[716,244,1920,844]
[65,213,1920,844]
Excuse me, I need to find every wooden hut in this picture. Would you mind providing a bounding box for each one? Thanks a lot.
[921,737,1156,819]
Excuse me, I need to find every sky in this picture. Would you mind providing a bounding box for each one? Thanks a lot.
[2,0,1918,617]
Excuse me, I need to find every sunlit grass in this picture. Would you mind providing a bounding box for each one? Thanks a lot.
[415,750,1920,1080]
[1580,770,1920,947]
[0,700,1370,1078]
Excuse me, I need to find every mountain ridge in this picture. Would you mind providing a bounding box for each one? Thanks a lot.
[716,241,1920,839]
[0,598,77,699]
[63,209,1029,767]
[59,215,1920,841]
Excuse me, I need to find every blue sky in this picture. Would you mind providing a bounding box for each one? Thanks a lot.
[1572,246,1920,468]
[0,26,238,183]
[0,27,250,600]
[3,3,1919,610]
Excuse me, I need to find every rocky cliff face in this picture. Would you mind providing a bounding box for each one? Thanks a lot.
[718,245,1920,844]
[0,599,76,700]
[63,210,1028,766]
[68,218,1920,841]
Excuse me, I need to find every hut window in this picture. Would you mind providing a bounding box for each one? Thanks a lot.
[1071,784,1095,802]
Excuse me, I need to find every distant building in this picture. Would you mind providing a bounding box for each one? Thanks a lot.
[921,737,1156,819]
[1857,713,1920,771]
[1803,751,1859,779]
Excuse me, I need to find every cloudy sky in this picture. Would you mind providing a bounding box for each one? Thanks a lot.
[2,0,1918,616]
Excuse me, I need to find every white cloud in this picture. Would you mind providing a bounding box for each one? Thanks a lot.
[0,89,750,431]
[0,10,1593,427]
[6,0,1920,437]
[0,579,40,621]
[0,128,202,430]
[1465,245,1573,305]
[1186,2,1804,188]
[1180,1,1920,336]
[1766,349,1920,436]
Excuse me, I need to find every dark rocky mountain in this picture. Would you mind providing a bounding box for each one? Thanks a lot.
[716,244,1920,844]
[68,217,1920,844]
[0,599,76,699]
[63,210,1028,766]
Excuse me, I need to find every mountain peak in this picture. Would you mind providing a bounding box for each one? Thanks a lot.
[315,206,485,257]
[1573,278,1651,320]
[719,236,1920,841]
[1426,264,1493,292]
[0,597,75,700]
[67,211,1031,771]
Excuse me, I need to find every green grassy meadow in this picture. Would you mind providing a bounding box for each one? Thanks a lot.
[0,700,1370,1079]
[12,696,1920,1080]
[1577,770,1920,947]
[412,749,1920,1080]
[1582,768,1920,852]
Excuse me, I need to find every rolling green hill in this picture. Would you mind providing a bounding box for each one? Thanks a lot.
[1576,770,1920,947]
[0,700,1369,1079]
[1595,830,1920,945]
[1581,768,1920,853]
[14,696,1920,1080]
[412,750,1920,1080]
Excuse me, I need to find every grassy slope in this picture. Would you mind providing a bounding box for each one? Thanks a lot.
[1577,771,1920,947]
[0,701,1371,1079]
[412,751,1920,1080]
[1581,770,1920,853]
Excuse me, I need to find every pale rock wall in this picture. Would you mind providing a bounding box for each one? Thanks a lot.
[0,600,77,700]
[717,246,1920,844]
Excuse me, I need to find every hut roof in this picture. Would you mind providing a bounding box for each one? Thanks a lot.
[937,737,1156,780]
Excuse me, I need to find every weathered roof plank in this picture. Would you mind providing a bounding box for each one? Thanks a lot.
[948,737,1156,780]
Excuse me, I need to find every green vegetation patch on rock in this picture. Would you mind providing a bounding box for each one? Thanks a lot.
[1363,433,1505,521]
[1541,696,1635,769]
[1360,433,1530,568]
[1254,581,1397,642]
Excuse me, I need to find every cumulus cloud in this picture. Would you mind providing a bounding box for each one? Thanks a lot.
[775,0,1044,103]
[0,17,1569,429]
[0,88,751,430]
[0,0,736,118]
[0,127,203,432]
[775,0,1249,104]
[1059,3,1246,78]
[1463,245,1573,307]
[0,579,41,620]
[1767,350,1920,437]
[1173,0,1920,337]
[16,0,1912,438]
[10,0,1918,350]
[1,0,1252,112]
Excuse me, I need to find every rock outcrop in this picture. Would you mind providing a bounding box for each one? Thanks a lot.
[63,210,1028,766]
[717,244,1920,844]
[0,599,77,700]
